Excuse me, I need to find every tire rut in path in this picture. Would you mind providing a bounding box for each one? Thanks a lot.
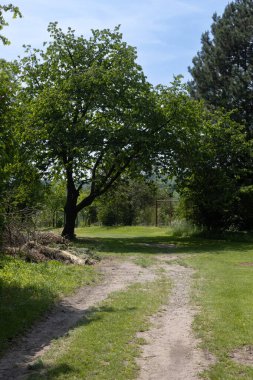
[0,258,156,380]
[137,260,213,380]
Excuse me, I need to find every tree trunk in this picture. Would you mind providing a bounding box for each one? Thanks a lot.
[61,163,98,238]
[62,193,95,238]
[62,206,77,240]
[61,174,79,240]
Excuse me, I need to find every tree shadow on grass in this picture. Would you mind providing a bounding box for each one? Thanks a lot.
[28,363,74,380]
[0,280,55,356]
[75,233,253,256]
[27,303,138,379]
[0,284,133,380]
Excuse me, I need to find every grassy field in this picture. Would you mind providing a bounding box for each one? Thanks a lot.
[2,226,253,379]
[71,226,177,257]
[1,226,170,358]
[72,226,253,379]
[181,249,253,379]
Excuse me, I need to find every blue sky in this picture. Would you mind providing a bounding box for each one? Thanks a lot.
[2,0,230,85]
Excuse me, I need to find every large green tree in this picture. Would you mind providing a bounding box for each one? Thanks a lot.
[96,177,157,226]
[176,117,251,229]
[157,83,251,229]
[0,60,17,235]
[18,23,167,239]
[0,3,21,245]
[20,22,248,235]
[0,60,45,229]
[187,0,253,229]
[189,0,253,136]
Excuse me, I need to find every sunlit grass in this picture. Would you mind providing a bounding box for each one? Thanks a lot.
[75,225,170,238]
[182,250,253,379]
[0,255,97,356]
[69,226,253,260]
[4,224,253,380]
[28,276,171,380]
[72,226,177,258]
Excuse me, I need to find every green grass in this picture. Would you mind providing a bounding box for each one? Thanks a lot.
[181,249,253,379]
[4,225,253,379]
[66,227,253,271]
[28,276,171,380]
[70,226,177,257]
[75,226,169,238]
[133,255,158,268]
[69,226,253,379]
[0,254,97,356]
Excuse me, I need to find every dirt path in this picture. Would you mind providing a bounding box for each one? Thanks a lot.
[137,258,213,380]
[0,258,156,380]
[0,255,213,380]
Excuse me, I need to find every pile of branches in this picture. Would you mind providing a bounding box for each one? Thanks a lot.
[2,208,97,265]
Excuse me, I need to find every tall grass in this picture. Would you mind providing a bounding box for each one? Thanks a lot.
[169,219,201,237]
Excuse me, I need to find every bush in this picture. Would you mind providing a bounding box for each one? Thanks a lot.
[170,219,201,237]
[98,208,118,226]
[236,186,253,230]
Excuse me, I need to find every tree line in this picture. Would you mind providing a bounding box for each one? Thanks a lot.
[0,0,253,240]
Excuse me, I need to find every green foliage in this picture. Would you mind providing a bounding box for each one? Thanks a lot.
[189,0,253,136]
[179,169,238,230]
[0,254,96,355]
[98,207,118,227]
[18,23,164,238]
[39,181,66,227]
[187,0,253,229]
[0,60,17,185]
[96,178,157,226]
[0,59,19,243]
[170,219,200,237]
[157,82,251,229]
[236,185,253,229]
[5,164,46,210]
[0,4,21,45]
[0,59,47,239]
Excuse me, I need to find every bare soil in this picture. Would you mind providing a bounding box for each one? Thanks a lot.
[0,255,213,380]
[137,256,214,380]
[230,345,253,366]
[239,262,253,267]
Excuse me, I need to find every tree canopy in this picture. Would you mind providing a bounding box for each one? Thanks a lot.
[18,23,166,238]
[1,6,252,235]
[187,0,253,229]
[157,82,251,229]
[188,0,253,136]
